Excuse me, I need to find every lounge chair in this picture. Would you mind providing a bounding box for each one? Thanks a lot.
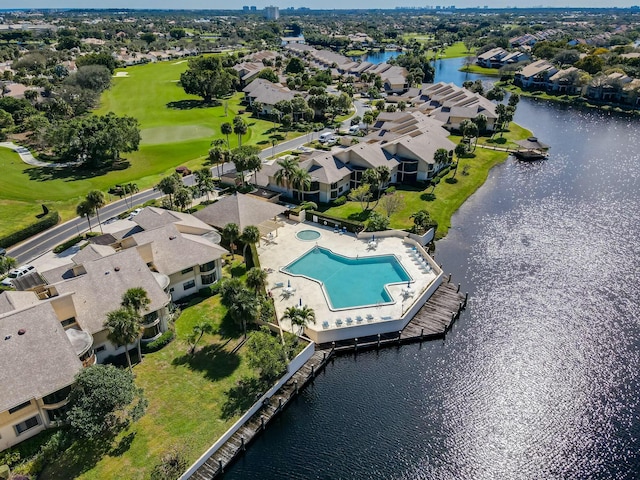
[335,318,343,326]
[273,282,284,288]
[366,314,374,322]
[355,315,363,323]
[346,317,353,325]
[322,321,329,329]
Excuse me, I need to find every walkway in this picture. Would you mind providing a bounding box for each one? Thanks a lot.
[0,141,82,168]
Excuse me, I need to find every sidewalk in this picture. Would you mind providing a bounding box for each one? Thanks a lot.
[0,141,82,168]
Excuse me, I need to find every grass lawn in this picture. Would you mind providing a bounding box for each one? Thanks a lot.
[460,65,501,76]
[41,293,254,480]
[440,42,475,59]
[324,125,532,239]
[0,60,292,239]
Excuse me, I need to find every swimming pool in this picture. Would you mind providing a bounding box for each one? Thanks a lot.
[296,229,321,241]
[283,247,411,309]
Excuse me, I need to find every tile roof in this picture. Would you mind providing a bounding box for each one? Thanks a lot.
[194,193,287,231]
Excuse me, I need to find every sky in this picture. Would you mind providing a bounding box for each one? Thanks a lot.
[9,1,640,10]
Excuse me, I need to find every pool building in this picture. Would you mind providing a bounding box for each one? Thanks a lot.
[258,221,444,343]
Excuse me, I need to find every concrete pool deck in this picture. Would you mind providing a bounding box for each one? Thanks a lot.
[257,221,443,343]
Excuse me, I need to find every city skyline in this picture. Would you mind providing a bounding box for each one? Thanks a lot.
[6,1,640,10]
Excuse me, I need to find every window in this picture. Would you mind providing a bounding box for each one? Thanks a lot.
[95,345,106,353]
[180,267,194,275]
[330,191,338,199]
[143,311,159,324]
[14,415,40,435]
[183,280,196,291]
[201,272,217,285]
[9,401,31,414]
[43,386,71,405]
[330,182,338,189]
[46,405,69,423]
[60,317,76,328]
[199,261,216,273]
[143,323,162,340]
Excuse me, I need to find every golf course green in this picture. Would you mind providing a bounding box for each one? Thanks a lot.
[0,59,279,239]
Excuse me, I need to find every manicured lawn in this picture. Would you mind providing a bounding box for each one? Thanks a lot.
[0,60,292,238]
[440,42,475,59]
[41,294,253,480]
[324,125,532,239]
[460,65,501,76]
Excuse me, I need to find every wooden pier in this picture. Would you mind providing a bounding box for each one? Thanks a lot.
[188,349,330,480]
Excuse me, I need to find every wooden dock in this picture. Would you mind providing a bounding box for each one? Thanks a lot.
[188,350,329,480]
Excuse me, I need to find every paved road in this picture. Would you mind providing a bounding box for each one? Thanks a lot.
[5,101,365,265]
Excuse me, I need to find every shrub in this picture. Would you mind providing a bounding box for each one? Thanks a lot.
[305,210,364,233]
[53,235,84,254]
[366,211,390,231]
[142,330,175,353]
[0,210,59,248]
[385,186,396,195]
[331,195,347,206]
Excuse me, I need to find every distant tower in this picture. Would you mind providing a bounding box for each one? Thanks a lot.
[264,5,280,20]
[242,5,249,12]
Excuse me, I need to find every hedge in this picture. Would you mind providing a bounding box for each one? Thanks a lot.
[142,330,174,353]
[53,235,84,254]
[0,210,59,249]
[306,210,364,233]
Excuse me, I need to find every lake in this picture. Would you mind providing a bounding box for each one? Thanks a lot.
[224,59,640,479]
[354,50,402,64]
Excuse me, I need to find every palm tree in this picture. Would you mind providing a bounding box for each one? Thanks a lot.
[76,200,94,233]
[195,167,215,201]
[121,287,150,363]
[174,187,192,212]
[189,321,214,355]
[86,190,106,234]
[233,117,247,147]
[221,122,233,150]
[294,305,316,335]
[156,174,181,209]
[274,157,298,196]
[222,223,240,259]
[246,266,268,294]
[228,289,259,337]
[105,308,142,373]
[291,167,311,201]
[282,306,301,335]
[208,145,226,178]
[241,225,261,263]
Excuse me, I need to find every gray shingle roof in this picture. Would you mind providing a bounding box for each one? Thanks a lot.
[0,302,82,412]
[194,193,287,231]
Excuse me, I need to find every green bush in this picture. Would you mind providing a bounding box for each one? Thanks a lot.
[53,235,84,254]
[331,195,347,206]
[384,186,396,195]
[142,330,174,353]
[0,210,59,248]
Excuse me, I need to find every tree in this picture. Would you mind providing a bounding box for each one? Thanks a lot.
[222,223,240,259]
[0,255,17,275]
[121,287,151,364]
[221,121,233,149]
[452,142,467,178]
[195,167,215,200]
[288,305,315,335]
[156,173,181,209]
[575,55,604,75]
[174,186,192,211]
[362,111,375,133]
[233,116,247,146]
[246,326,288,382]
[105,307,142,372]
[232,145,260,187]
[257,68,278,83]
[291,167,311,201]
[140,32,156,45]
[274,157,298,194]
[349,184,372,212]
[208,144,227,178]
[285,57,305,74]
[473,114,487,135]
[485,85,505,102]
[366,211,390,231]
[434,148,451,167]
[241,225,261,263]
[508,93,521,108]
[410,210,433,235]
[227,289,259,337]
[76,199,94,232]
[66,65,112,93]
[188,322,214,355]
[246,267,268,294]
[65,364,147,440]
[180,56,236,103]
[86,190,105,234]
[380,192,404,218]
[169,28,186,40]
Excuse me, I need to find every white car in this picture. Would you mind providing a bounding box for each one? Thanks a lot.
[1,264,36,287]
[128,208,142,220]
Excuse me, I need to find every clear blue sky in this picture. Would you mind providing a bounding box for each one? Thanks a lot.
[12,1,640,9]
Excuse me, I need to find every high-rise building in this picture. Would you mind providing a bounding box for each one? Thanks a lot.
[264,5,280,20]
[242,5,249,12]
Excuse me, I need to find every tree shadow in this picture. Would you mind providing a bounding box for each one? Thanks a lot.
[218,311,243,339]
[24,161,130,183]
[220,376,266,420]
[41,436,115,479]
[486,137,507,144]
[445,177,458,184]
[109,432,136,457]
[166,99,217,110]
[171,345,240,382]
[420,192,436,201]
[347,210,370,222]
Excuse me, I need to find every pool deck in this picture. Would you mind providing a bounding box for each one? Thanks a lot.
[258,221,442,343]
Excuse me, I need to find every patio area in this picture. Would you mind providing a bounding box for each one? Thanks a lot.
[257,221,443,343]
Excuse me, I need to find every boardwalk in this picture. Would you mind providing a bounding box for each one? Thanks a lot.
[188,350,329,480]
